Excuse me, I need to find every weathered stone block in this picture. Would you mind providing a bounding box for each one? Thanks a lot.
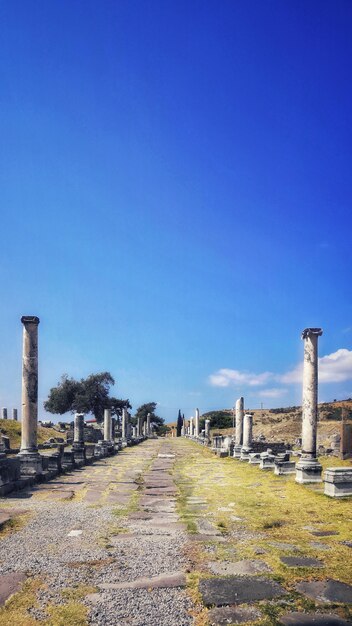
[324,467,352,498]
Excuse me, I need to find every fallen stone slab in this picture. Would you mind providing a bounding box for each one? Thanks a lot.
[296,579,352,604]
[99,572,186,590]
[279,612,351,625]
[207,605,261,625]
[0,573,27,605]
[310,530,339,537]
[208,560,271,576]
[199,576,285,606]
[280,556,324,568]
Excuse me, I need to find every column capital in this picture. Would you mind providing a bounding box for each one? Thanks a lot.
[301,327,323,340]
[21,316,40,325]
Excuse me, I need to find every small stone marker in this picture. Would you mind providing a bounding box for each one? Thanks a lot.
[67,529,82,537]
[280,556,324,568]
[199,576,285,606]
[296,579,352,604]
[280,612,351,625]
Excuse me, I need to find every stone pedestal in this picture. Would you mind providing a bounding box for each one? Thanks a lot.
[296,328,323,484]
[260,449,275,470]
[324,467,352,497]
[248,452,261,464]
[274,460,296,475]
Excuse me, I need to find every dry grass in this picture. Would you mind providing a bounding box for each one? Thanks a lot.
[173,439,352,625]
[0,419,63,448]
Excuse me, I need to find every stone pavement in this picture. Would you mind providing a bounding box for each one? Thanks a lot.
[0,438,351,625]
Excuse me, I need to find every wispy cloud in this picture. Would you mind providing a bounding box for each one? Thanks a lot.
[258,388,288,398]
[209,348,352,390]
[208,368,272,388]
[281,349,352,384]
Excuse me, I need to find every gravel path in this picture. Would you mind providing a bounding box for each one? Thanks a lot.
[0,441,194,625]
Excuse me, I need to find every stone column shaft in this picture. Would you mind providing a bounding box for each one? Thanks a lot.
[146,413,151,436]
[20,316,40,455]
[12,409,18,421]
[74,413,85,445]
[204,419,210,438]
[189,417,194,436]
[1,408,7,420]
[235,397,244,446]
[296,328,323,483]
[122,408,127,440]
[104,409,112,442]
[194,408,200,437]
[242,413,253,449]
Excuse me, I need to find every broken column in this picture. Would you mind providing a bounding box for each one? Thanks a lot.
[19,316,43,475]
[72,413,86,466]
[234,397,244,458]
[1,408,7,420]
[137,416,143,438]
[204,419,210,441]
[147,412,151,436]
[240,413,253,461]
[103,408,114,454]
[189,417,194,437]
[12,409,18,421]
[296,328,323,484]
[194,408,200,438]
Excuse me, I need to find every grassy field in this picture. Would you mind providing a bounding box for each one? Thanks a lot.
[0,419,63,448]
[173,439,352,626]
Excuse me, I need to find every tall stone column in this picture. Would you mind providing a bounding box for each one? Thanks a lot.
[204,419,210,440]
[12,409,18,421]
[240,413,253,461]
[122,408,127,440]
[296,328,323,483]
[194,408,200,438]
[19,316,42,474]
[234,397,244,458]
[103,409,112,442]
[181,418,186,436]
[1,408,7,420]
[147,412,151,436]
[137,416,143,437]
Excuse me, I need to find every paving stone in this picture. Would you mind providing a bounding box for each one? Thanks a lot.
[196,519,222,536]
[208,560,271,576]
[296,579,352,604]
[269,542,298,551]
[310,531,339,537]
[340,541,352,549]
[309,542,330,551]
[207,605,262,625]
[0,572,27,605]
[280,556,324,568]
[199,576,286,606]
[99,571,186,590]
[279,612,351,625]
[188,534,226,543]
[67,529,82,537]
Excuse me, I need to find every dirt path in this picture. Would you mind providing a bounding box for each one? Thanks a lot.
[0,438,351,626]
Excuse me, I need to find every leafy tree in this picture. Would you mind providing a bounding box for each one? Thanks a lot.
[44,372,130,423]
[134,402,166,435]
[200,410,232,430]
[176,409,183,437]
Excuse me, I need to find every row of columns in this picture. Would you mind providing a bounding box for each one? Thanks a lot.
[1,408,18,420]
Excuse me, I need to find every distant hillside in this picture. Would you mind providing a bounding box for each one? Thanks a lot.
[0,419,63,448]
[205,400,352,446]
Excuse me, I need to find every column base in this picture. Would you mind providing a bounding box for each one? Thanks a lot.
[240,448,252,461]
[72,444,86,466]
[274,460,296,475]
[19,452,43,476]
[233,446,242,458]
[295,458,322,484]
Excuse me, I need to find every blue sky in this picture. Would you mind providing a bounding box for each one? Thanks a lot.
[1,1,352,423]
